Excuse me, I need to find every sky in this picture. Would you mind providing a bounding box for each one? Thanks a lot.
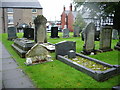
[38,0,73,21]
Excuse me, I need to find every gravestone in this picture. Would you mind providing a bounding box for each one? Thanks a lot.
[34,15,47,43]
[73,26,81,37]
[7,26,17,40]
[50,27,59,38]
[12,38,35,58]
[112,29,118,40]
[23,28,34,40]
[55,41,76,59]
[63,25,69,38]
[81,22,96,55]
[25,43,52,65]
[99,26,113,52]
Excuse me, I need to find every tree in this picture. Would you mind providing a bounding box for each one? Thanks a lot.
[73,12,86,30]
[74,2,119,18]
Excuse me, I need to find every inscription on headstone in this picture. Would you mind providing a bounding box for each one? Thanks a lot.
[7,26,17,40]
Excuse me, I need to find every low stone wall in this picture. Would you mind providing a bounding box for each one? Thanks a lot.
[57,53,120,81]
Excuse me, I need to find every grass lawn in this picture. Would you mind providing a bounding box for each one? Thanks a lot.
[0,32,120,88]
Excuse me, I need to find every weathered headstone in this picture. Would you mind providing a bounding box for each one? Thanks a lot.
[25,43,52,65]
[7,26,17,40]
[73,26,81,37]
[81,22,96,55]
[50,27,59,38]
[23,28,34,40]
[12,38,35,58]
[55,41,76,59]
[99,26,113,52]
[112,29,118,40]
[34,15,47,43]
[63,25,69,38]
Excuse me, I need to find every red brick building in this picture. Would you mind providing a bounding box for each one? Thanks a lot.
[61,4,77,32]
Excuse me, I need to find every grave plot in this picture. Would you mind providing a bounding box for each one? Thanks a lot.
[25,43,53,66]
[12,38,35,58]
[55,41,120,81]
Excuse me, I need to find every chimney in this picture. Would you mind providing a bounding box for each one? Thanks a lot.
[63,5,65,11]
[70,3,72,11]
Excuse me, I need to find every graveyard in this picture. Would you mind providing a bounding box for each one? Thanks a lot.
[0,31,120,88]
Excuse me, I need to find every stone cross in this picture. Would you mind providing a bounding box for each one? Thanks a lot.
[34,15,47,43]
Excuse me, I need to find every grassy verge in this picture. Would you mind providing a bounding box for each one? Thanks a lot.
[1,32,120,88]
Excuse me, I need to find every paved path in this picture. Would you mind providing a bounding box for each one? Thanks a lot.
[0,42,35,88]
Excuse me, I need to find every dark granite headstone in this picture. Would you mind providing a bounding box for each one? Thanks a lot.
[73,26,81,37]
[95,30,100,41]
[99,26,113,52]
[50,27,59,38]
[7,26,17,40]
[23,28,34,40]
[63,28,69,38]
[82,22,96,55]
[55,41,76,58]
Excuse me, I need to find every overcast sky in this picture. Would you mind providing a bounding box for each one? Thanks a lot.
[38,0,73,21]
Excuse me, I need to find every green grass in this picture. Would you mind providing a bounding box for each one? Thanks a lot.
[1,32,120,88]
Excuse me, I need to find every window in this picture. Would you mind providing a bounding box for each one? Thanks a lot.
[8,15,14,24]
[32,9,37,13]
[7,8,13,13]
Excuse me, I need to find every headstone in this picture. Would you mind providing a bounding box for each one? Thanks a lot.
[62,25,69,38]
[73,26,81,37]
[12,38,35,58]
[7,26,17,40]
[112,29,118,40]
[25,43,52,65]
[82,22,96,55]
[55,41,76,59]
[95,30,100,41]
[99,26,113,52]
[34,15,47,43]
[23,28,34,40]
[50,27,59,38]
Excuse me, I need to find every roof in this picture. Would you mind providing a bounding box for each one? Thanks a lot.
[1,0,42,9]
